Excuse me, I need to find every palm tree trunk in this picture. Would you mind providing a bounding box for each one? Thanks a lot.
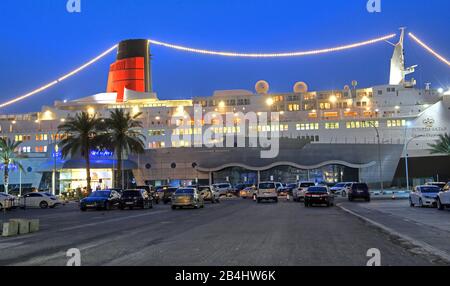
[4,166,9,195]
[117,150,123,189]
[85,142,92,194]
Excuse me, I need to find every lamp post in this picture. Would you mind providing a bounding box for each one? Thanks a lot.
[366,121,383,193]
[52,144,59,196]
[404,135,424,191]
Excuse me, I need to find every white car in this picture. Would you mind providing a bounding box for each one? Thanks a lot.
[293,182,316,202]
[437,182,450,210]
[212,183,233,197]
[256,182,278,203]
[0,193,16,210]
[330,182,352,197]
[409,185,441,208]
[198,185,220,203]
[19,192,62,209]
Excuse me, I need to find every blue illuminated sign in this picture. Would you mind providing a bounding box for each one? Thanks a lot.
[90,150,114,157]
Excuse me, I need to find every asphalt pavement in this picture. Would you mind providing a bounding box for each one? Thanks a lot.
[0,198,446,266]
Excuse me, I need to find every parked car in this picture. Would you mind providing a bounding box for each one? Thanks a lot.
[212,183,233,197]
[410,185,441,208]
[304,186,335,207]
[20,192,62,209]
[278,183,297,196]
[293,182,316,202]
[0,193,16,210]
[234,183,253,193]
[330,182,352,197]
[119,189,153,210]
[171,188,204,209]
[80,190,121,211]
[162,187,178,204]
[348,183,371,202]
[240,186,256,199]
[425,182,447,191]
[198,186,220,203]
[274,182,283,192]
[256,182,278,203]
[437,184,450,210]
[137,185,159,204]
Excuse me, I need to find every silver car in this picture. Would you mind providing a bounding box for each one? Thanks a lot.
[293,182,316,202]
[171,188,205,210]
[212,183,233,197]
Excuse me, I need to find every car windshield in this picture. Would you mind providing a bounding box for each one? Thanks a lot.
[333,183,346,188]
[420,187,441,193]
[352,184,368,191]
[287,184,297,188]
[89,191,111,198]
[259,183,275,189]
[122,191,140,197]
[300,183,315,187]
[308,187,328,193]
[175,189,194,195]
[428,183,446,188]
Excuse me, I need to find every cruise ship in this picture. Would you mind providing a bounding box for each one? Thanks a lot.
[1,30,449,194]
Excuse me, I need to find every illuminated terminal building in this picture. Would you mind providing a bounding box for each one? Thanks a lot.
[1,33,449,193]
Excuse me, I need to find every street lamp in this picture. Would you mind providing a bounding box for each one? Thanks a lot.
[404,135,424,191]
[52,144,59,196]
[365,121,383,193]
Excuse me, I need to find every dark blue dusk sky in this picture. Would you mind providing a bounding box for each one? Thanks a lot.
[1,0,449,114]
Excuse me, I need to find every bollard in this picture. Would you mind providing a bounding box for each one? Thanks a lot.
[2,221,19,237]
[9,219,30,235]
[29,219,40,233]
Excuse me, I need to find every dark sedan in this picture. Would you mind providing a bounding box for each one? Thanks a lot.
[162,187,178,204]
[304,186,335,207]
[80,190,121,211]
[119,189,153,210]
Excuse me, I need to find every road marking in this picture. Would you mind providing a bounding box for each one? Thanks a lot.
[59,210,169,232]
[337,203,450,263]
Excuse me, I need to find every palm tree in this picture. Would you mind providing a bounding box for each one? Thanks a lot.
[58,112,103,193]
[103,109,145,189]
[0,138,25,194]
[428,134,450,155]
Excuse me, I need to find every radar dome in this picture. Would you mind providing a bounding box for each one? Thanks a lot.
[255,80,270,94]
[293,82,308,93]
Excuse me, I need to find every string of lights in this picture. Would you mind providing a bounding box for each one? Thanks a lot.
[408,33,450,67]
[148,33,396,58]
[0,44,118,109]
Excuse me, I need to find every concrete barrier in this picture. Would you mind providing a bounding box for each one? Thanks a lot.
[29,219,40,233]
[9,219,30,235]
[2,221,19,237]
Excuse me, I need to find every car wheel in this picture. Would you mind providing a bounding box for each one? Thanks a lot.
[274,198,278,203]
[419,198,423,208]
[304,202,309,207]
[348,197,353,202]
[39,201,49,209]
[409,198,415,207]
[257,198,261,204]
[437,199,444,211]
[171,205,177,210]
[0,203,3,210]
[104,202,111,211]
[80,207,87,212]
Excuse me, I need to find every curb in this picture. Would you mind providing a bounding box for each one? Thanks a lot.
[337,203,450,264]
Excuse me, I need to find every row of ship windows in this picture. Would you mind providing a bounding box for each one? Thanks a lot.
[16,146,48,153]
[148,120,407,136]
[14,134,67,142]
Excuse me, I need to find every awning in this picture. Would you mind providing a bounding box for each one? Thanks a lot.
[35,159,138,172]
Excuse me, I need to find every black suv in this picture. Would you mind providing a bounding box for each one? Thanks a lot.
[119,189,153,210]
[348,183,371,202]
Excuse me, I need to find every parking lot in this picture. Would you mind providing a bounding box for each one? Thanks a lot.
[0,197,448,266]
